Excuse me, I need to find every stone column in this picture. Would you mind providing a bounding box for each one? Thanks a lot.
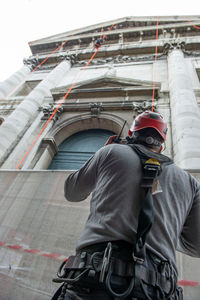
[0,59,71,166]
[0,65,31,99]
[166,41,200,169]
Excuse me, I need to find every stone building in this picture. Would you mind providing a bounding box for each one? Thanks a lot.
[0,16,200,299]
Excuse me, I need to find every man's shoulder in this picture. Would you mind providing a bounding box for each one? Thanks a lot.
[97,144,140,166]
[163,162,200,188]
[99,144,138,157]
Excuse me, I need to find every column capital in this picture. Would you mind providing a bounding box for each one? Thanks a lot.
[23,57,40,71]
[58,53,79,65]
[163,40,186,55]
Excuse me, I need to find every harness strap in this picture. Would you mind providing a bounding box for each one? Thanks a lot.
[62,253,174,295]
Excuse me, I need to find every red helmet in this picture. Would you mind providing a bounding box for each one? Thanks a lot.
[128,111,168,141]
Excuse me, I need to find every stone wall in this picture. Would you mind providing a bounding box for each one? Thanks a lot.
[0,170,199,299]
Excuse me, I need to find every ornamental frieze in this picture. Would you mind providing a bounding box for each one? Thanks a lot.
[132,101,157,113]
[75,53,164,67]
[39,104,63,121]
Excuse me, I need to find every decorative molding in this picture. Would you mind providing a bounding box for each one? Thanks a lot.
[42,137,58,155]
[23,54,78,72]
[184,50,200,57]
[49,100,157,113]
[57,54,78,65]
[132,101,157,113]
[163,40,186,55]
[90,103,102,117]
[23,57,40,71]
[75,53,165,67]
[39,104,63,121]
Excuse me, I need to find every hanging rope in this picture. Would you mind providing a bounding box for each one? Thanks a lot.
[185,17,200,30]
[15,23,114,170]
[152,16,159,112]
[0,32,79,102]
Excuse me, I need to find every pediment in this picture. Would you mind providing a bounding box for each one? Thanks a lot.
[51,75,160,100]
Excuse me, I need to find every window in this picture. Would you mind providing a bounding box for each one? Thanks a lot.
[48,129,114,170]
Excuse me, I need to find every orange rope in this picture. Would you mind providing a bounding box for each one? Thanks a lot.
[152,16,159,112]
[15,24,115,170]
[185,17,200,30]
[30,34,76,73]
[0,32,77,102]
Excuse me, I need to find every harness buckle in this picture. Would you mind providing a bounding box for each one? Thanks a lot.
[132,254,144,265]
[99,242,112,283]
[141,159,161,188]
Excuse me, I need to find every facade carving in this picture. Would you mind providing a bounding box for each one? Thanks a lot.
[57,53,78,65]
[40,103,64,121]
[0,16,200,300]
[23,56,40,70]
[75,53,165,67]
[132,101,157,113]
[90,103,102,117]
[23,53,77,71]
[163,40,186,55]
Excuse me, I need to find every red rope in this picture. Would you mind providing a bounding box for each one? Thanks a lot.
[0,33,77,102]
[152,16,159,112]
[30,34,76,73]
[185,17,200,30]
[15,24,115,170]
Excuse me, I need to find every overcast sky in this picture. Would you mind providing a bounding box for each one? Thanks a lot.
[0,0,199,81]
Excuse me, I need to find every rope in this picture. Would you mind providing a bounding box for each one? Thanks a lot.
[0,33,78,102]
[152,16,159,112]
[15,23,114,170]
[185,17,200,30]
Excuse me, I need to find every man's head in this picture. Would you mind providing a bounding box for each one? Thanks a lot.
[128,111,168,152]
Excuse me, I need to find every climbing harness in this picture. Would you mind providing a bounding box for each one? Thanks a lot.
[51,143,183,299]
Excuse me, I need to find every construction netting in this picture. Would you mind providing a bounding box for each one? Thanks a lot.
[0,170,199,299]
[0,170,90,299]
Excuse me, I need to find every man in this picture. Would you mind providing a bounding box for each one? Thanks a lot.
[54,111,200,299]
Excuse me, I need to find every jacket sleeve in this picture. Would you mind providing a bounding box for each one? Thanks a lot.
[64,150,100,202]
[178,176,200,257]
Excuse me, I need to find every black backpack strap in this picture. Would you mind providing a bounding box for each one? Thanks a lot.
[128,144,173,260]
[134,158,161,259]
[50,283,65,300]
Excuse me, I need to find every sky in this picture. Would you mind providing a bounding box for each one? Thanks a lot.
[0,0,199,81]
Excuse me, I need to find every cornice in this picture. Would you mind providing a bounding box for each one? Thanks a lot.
[25,36,200,71]
[29,18,200,47]
[50,100,157,112]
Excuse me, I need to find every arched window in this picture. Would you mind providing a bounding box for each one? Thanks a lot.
[48,129,114,170]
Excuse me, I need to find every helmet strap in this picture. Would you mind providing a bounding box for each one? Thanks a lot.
[127,133,162,148]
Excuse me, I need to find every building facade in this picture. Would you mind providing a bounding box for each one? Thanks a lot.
[0,16,200,299]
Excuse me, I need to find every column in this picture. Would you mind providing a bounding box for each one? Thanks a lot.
[166,41,200,169]
[0,59,71,166]
[0,65,31,99]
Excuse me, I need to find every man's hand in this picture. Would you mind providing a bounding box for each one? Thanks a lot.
[104,135,118,146]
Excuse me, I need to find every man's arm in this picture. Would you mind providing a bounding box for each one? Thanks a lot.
[178,177,200,257]
[64,150,100,202]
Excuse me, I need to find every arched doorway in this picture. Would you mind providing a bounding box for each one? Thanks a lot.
[48,129,114,170]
